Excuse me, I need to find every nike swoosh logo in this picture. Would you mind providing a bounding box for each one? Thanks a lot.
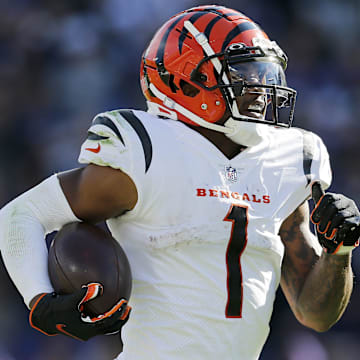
[85,143,101,153]
[56,324,83,341]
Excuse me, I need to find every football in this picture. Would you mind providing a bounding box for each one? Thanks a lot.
[48,222,132,317]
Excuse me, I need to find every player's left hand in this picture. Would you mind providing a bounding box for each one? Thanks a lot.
[311,182,360,255]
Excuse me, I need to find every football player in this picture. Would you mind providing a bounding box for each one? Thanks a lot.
[1,5,359,360]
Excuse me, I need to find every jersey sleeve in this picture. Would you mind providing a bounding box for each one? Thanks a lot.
[275,128,333,223]
[79,111,132,173]
[305,131,332,191]
[78,110,153,215]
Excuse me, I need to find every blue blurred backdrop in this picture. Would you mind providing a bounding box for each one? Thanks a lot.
[0,0,359,359]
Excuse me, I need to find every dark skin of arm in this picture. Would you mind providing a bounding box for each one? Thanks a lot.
[29,130,353,332]
[29,164,138,308]
[58,165,138,223]
[279,201,353,332]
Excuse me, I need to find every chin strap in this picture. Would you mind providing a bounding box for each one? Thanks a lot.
[146,88,266,147]
[148,83,232,134]
[147,82,266,147]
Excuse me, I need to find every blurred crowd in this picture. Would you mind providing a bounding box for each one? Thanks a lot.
[0,0,359,359]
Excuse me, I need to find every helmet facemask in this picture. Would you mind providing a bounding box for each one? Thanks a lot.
[190,39,297,129]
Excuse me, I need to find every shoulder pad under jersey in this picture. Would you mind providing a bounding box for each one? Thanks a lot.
[78,109,153,175]
[296,128,332,190]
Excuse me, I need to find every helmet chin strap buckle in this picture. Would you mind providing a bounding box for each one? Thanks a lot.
[163,96,176,109]
[146,101,178,120]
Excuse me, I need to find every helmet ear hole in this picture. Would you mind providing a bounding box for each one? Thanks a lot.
[180,79,200,98]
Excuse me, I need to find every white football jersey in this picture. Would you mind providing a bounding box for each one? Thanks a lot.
[78,109,331,360]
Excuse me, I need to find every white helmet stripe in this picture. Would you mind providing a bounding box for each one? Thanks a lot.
[184,20,238,111]
[184,21,232,87]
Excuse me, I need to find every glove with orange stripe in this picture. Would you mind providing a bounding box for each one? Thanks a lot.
[29,283,131,341]
[311,182,360,255]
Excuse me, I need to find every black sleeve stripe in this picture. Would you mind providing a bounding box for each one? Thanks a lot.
[87,131,109,141]
[92,116,125,146]
[117,110,153,173]
[301,131,314,186]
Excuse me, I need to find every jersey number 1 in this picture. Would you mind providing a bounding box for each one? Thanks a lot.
[223,205,248,318]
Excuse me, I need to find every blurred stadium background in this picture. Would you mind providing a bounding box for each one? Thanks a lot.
[0,0,359,359]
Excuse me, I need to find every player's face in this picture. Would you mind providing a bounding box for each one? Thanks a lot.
[228,61,286,120]
[234,86,267,120]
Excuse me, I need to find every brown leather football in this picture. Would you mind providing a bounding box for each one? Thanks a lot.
[48,222,132,317]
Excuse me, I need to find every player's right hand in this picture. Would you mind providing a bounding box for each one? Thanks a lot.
[311,182,360,255]
[29,283,131,341]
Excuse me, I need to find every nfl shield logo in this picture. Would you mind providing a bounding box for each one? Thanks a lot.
[225,166,237,182]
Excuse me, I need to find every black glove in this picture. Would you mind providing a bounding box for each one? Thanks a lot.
[311,182,360,254]
[29,283,131,341]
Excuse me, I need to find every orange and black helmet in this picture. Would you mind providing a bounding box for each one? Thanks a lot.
[140,5,296,130]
